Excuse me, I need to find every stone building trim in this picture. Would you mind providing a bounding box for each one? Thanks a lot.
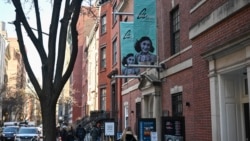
[190,0,207,13]
[121,83,139,95]
[160,58,193,79]
[189,0,250,39]
[135,97,141,103]
[170,85,183,94]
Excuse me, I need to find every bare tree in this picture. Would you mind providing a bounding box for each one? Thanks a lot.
[2,89,25,121]
[10,0,83,140]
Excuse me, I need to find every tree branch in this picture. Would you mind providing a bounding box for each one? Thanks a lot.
[44,0,62,91]
[14,14,42,95]
[59,0,83,91]
[54,0,71,86]
[33,0,43,42]
[11,0,47,62]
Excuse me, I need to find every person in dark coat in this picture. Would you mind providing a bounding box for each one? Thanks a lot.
[91,122,102,141]
[76,124,86,141]
[56,126,61,141]
[67,126,75,141]
[60,126,68,141]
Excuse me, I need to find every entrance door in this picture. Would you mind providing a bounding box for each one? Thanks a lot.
[220,75,242,141]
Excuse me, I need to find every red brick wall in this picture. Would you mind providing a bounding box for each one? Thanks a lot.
[72,44,84,122]
[161,68,195,141]
[72,7,98,122]
[156,0,211,140]
[98,2,113,112]
[189,3,250,141]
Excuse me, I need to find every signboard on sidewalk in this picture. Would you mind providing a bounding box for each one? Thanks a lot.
[150,132,157,141]
[138,118,156,141]
[104,121,115,136]
[162,116,185,141]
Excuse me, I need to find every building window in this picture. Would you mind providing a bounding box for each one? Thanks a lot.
[112,39,117,65]
[171,7,180,55]
[111,84,117,118]
[135,102,141,135]
[100,88,106,110]
[124,105,129,128]
[172,93,182,116]
[244,78,248,95]
[101,14,106,34]
[136,102,141,118]
[112,2,117,25]
[100,47,106,69]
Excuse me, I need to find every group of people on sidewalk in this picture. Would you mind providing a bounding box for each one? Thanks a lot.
[56,122,137,141]
[56,122,102,141]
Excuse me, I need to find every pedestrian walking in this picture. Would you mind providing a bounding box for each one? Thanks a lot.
[90,122,102,141]
[76,124,86,141]
[56,126,61,141]
[67,126,75,141]
[60,126,68,141]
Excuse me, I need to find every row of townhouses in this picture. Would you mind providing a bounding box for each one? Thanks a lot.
[70,0,250,141]
[0,22,41,126]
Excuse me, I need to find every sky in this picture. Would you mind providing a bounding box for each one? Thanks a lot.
[0,1,52,36]
[0,1,53,80]
[1,1,89,82]
[0,1,16,37]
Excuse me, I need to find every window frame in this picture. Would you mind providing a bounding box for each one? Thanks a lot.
[170,6,180,55]
[172,92,183,116]
[112,2,117,25]
[244,77,248,95]
[112,38,117,65]
[124,105,129,128]
[100,87,106,111]
[100,46,106,69]
[101,14,107,34]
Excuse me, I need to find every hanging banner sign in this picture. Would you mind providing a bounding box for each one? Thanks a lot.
[120,22,140,75]
[133,0,157,65]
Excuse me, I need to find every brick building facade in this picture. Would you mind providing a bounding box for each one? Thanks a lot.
[76,0,250,141]
[97,0,250,141]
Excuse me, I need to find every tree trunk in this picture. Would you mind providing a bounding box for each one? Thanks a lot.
[40,92,57,141]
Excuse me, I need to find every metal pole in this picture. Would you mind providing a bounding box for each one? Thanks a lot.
[126,64,163,68]
[112,75,141,79]
[112,12,134,16]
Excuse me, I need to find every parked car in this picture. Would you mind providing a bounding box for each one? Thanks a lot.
[1,126,19,141]
[3,122,19,127]
[14,127,41,141]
